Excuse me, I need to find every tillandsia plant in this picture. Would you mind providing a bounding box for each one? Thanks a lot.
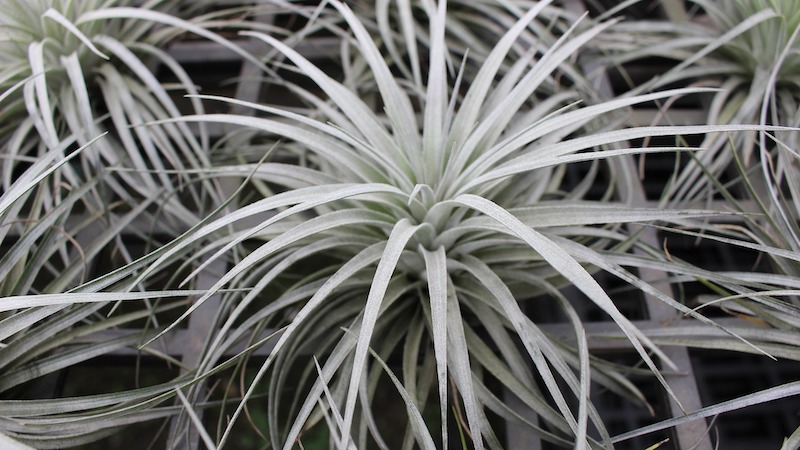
[596,147,800,447]
[116,1,787,448]
[0,0,267,235]
[598,0,800,206]
[0,139,203,448]
[589,1,800,444]
[0,1,273,448]
[1,1,797,449]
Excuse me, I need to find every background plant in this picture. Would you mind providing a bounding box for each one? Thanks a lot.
[0,1,270,447]
[598,0,800,206]
[0,0,271,236]
[593,0,800,445]
[593,0,800,374]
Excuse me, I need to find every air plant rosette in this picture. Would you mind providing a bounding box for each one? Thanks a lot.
[130,1,790,447]
[597,0,800,206]
[0,0,264,233]
[0,2,263,447]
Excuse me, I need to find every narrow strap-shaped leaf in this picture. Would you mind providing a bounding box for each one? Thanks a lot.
[461,146,695,196]
[185,94,404,184]
[447,13,609,182]
[134,42,209,153]
[21,66,54,152]
[461,320,571,434]
[6,405,178,436]
[781,424,800,450]
[470,378,574,448]
[479,268,615,444]
[163,113,378,183]
[3,330,277,420]
[0,72,38,106]
[132,183,370,288]
[96,67,170,193]
[0,302,104,371]
[24,42,57,149]
[0,306,63,343]
[0,333,145,392]
[48,196,157,293]
[201,236,371,353]
[190,162,339,189]
[757,22,800,249]
[613,380,800,444]
[0,178,96,284]
[397,309,425,415]
[316,355,355,447]
[558,232,788,357]
[445,278,486,450]
[574,326,589,450]
[659,9,778,88]
[422,0,448,184]
[452,257,579,435]
[275,328,359,450]
[0,132,98,217]
[341,219,426,449]
[0,290,209,312]
[421,245,449,447]
[175,389,216,450]
[461,123,791,192]
[94,35,205,153]
[461,298,537,389]
[452,203,726,233]
[59,53,102,150]
[695,290,800,317]
[65,154,273,298]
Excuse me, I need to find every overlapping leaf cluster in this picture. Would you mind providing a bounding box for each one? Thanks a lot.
[1,1,799,449]
[0,1,262,447]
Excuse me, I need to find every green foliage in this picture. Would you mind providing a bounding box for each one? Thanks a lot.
[0,1,266,448]
[0,0,264,235]
[601,0,800,205]
[141,1,778,448]
[1,1,799,449]
[709,0,800,82]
